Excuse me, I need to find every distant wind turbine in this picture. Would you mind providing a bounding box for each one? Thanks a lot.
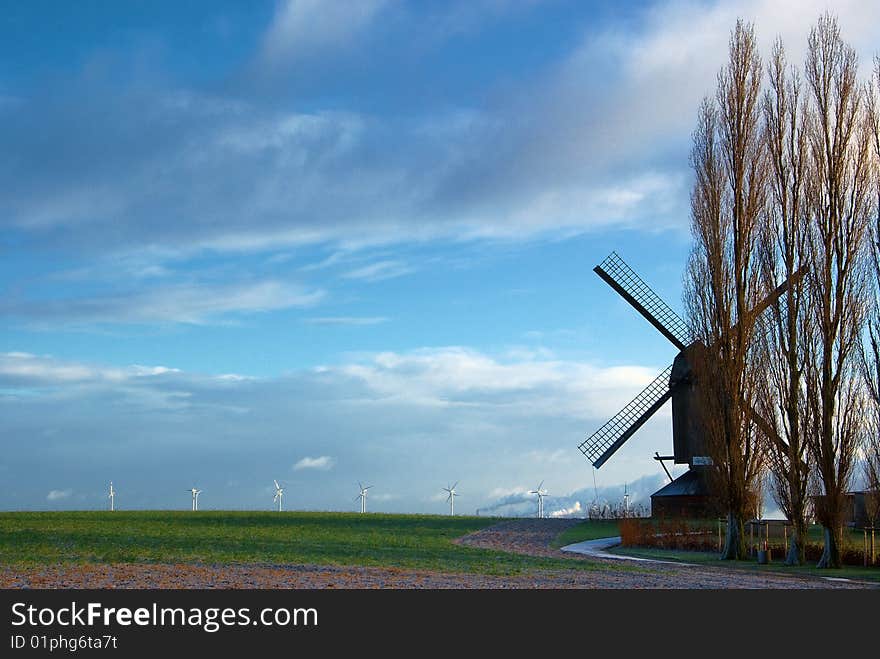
[273,480,284,512]
[443,482,459,516]
[529,480,548,518]
[356,482,372,513]
[188,487,202,511]
[108,481,115,512]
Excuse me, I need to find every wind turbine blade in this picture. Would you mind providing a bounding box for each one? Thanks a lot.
[274,480,280,489]
[451,481,458,490]
[537,480,543,491]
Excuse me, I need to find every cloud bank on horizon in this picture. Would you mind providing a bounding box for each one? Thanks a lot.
[1,0,878,512]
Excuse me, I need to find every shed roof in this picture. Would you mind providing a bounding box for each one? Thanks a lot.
[651,469,710,498]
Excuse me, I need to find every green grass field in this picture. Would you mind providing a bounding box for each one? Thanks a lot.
[0,512,637,577]
[550,519,620,547]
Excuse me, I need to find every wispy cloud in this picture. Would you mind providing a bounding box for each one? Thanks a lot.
[46,489,72,501]
[2,280,324,326]
[0,352,180,385]
[293,456,337,471]
[304,316,388,326]
[260,0,389,66]
[341,260,413,282]
[2,1,878,266]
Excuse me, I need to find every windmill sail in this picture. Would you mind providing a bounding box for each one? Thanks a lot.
[594,252,691,351]
[579,365,674,468]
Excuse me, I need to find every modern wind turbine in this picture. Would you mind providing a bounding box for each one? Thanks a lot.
[272,479,284,513]
[622,483,630,518]
[273,480,284,512]
[188,487,202,511]
[442,482,459,516]
[108,481,115,512]
[529,481,548,518]
[356,482,372,513]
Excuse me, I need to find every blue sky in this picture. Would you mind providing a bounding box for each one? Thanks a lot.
[2,0,878,514]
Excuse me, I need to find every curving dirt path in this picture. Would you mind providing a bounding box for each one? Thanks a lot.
[1,519,875,589]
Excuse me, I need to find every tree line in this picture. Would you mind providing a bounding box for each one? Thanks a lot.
[686,14,880,568]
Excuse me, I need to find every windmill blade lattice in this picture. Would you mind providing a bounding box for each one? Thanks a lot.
[594,252,691,350]
[579,364,674,468]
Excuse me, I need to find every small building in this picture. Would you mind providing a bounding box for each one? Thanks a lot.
[650,468,717,519]
[846,490,878,527]
[811,490,879,528]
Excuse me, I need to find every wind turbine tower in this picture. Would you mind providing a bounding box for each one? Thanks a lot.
[108,482,115,512]
[443,482,459,516]
[529,481,548,518]
[356,482,372,514]
[188,487,202,511]
[273,480,284,512]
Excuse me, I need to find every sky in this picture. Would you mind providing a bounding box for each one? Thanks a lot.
[2,0,879,515]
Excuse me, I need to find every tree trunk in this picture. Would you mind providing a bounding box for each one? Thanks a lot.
[785,524,807,566]
[816,525,842,568]
[720,511,746,560]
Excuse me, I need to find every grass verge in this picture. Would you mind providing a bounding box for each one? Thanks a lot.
[550,520,620,548]
[611,545,880,583]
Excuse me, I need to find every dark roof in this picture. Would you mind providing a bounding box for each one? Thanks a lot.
[651,469,711,498]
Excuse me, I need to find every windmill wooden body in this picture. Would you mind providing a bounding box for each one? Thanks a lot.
[579,252,800,517]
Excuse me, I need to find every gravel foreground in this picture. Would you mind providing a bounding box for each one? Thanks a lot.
[1,519,874,589]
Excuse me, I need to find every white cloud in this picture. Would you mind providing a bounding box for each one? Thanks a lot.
[0,352,145,385]
[46,489,72,501]
[293,456,337,471]
[261,0,389,65]
[2,348,675,510]
[335,347,661,419]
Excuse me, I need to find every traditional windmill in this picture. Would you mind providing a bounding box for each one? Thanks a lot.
[578,252,801,517]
